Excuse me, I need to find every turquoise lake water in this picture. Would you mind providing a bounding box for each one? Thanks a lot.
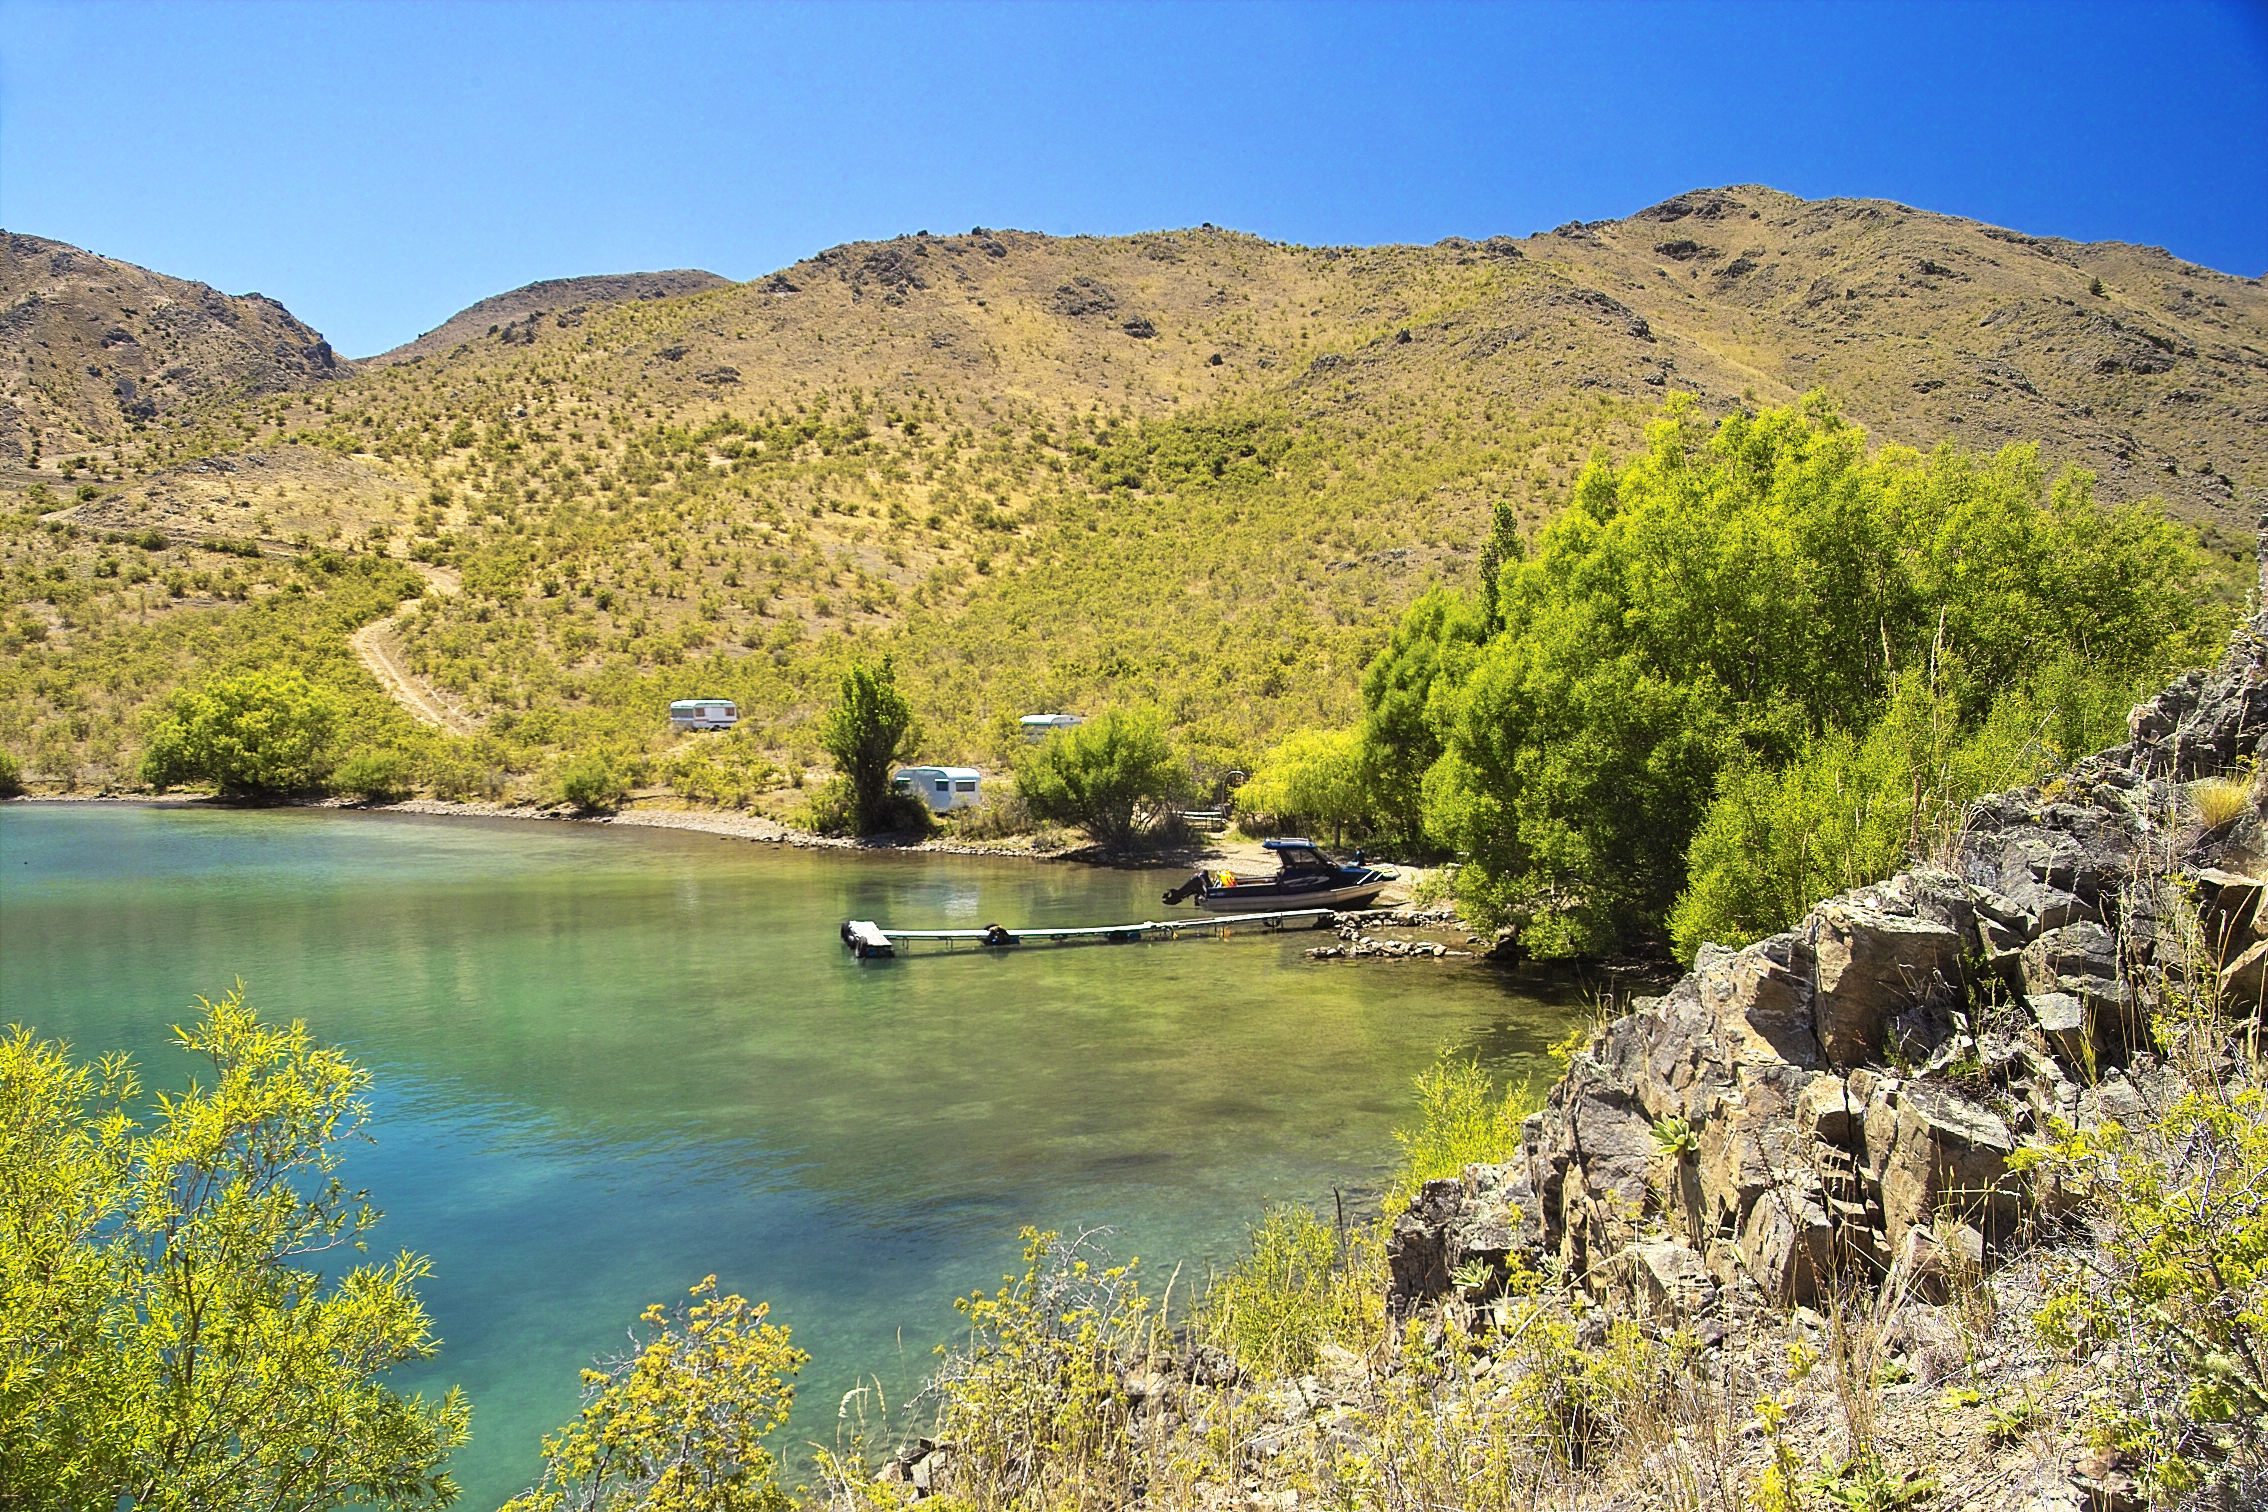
[0,803,1581,1506]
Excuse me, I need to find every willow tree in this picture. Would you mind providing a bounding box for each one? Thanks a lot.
[1385,393,2225,957]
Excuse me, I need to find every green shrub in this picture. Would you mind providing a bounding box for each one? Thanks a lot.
[2011,899,2268,1502]
[1378,397,2225,955]
[504,1277,803,1512]
[0,748,21,798]
[926,1229,1155,1508]
[1672,657,2161,959]
[331,747,416,803]
[947,785,1034,841]
[420,739,510,802]
[796,776,930,838]
[0,990,470,1505]
[139,668,343,799]
[1386,1053,1537,1214]
[1198,1205,1380,1377]
[554,750,632,813]
[1013,707,1189,852]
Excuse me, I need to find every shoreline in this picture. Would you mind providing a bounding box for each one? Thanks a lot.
[4,791,1496,941]
[1,789,1290,871]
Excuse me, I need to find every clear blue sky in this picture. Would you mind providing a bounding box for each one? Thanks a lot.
[4,0,2264,357]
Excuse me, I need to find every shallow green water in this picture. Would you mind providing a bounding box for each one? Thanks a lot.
[0,803,1580,1506]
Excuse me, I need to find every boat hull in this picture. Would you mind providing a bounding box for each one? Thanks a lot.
[1193,881,1390,914]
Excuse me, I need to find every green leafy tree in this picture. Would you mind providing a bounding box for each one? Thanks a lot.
[1420,394,2222,956]
[818,657,919,835]
[140,668,344,799]
[1014,707,1189,851]
[1238,726,1371,843]
[1671,654,2159,958]
[1356,587,1486,849]
[555,749,634,813]
[0,987,470,1509]
[506,1277,805,1512]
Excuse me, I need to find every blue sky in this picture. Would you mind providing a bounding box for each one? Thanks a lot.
[4,0,2264,357]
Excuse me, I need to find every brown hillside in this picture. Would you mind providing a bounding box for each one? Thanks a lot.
[0,232,347,466]
[366,268,731,366]
[249,186,2262,527]
[2,186,2262,789]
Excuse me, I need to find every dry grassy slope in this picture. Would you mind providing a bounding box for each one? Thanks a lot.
[265,187,2263,529]
[1537,186,2268,530]
[0,231,347,466]
[365,268,732,366]
[5,187,2264,781]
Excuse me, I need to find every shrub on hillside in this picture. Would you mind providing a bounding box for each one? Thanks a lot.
[140,668,343,800]
[0,748,21,798]
[420,738,511,802]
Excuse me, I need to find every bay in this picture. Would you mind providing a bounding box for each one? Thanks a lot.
[0,803,1581,1507]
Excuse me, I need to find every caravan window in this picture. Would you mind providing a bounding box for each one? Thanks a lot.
[934,780,949,794]
[954,780,977,793]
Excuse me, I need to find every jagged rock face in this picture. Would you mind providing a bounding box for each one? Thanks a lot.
[1388,609,2268,1319]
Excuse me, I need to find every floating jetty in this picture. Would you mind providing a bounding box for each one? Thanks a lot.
[839,909,1337,959]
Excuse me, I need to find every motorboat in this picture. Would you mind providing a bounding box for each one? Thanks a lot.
[1161,838,1396,914]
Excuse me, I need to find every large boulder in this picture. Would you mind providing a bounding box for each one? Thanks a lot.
[1876,1087,2020,1247]
[1809,902,1966,1067]
[1696,934,1821,1068]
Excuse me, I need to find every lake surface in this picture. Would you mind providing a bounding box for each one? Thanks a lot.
[0,803,1581,1507]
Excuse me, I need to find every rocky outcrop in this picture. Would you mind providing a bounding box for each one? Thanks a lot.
[1389,606,2268,1320]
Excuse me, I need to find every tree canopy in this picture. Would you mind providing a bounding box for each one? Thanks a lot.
[1014,707,1189,851]
[818,656,920,834]
[139,667,344,799]
[1365,394,2227,957]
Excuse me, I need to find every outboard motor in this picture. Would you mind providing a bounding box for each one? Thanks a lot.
[1161,871,1210,906]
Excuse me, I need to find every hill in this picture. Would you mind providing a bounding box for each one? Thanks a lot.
[2,186,2261,795]
[0,231,347,467]
[366,268,731,365]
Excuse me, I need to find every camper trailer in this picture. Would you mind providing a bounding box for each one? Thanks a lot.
[668,698,740,731]
[1018,713,1084,741]
[892,765,983,813]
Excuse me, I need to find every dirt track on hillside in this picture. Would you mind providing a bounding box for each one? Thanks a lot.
[349,563,475,734]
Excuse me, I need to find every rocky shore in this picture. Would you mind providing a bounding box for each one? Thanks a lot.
[1363,600,2267,1509]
